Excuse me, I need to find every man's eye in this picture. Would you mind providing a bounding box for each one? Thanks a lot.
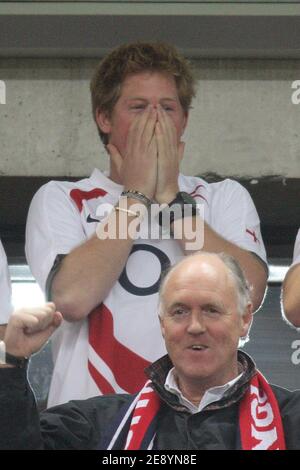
[174,309,184,315]
[130,105,146,110]
[162,106,174,112]
[173,308,188,316]
[203,306,219,315]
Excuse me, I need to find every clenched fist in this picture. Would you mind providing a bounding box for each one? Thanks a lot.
[4,303,62,359]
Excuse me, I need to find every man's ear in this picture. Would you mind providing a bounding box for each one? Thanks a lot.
[240,303,253,338]
[159,314,166,339]
[95,108,112,134]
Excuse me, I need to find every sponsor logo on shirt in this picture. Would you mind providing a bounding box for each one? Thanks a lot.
[87,214,101,223]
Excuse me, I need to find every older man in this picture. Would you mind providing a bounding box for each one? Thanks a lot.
[282,229,300,327]
[1,252,297,450]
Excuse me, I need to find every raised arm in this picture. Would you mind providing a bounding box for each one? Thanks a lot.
[0,305,106,450]
[0,304,62,449]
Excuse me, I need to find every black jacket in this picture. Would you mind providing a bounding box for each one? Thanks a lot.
[1,351,300,450]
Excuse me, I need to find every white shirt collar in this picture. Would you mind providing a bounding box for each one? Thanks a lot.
[164,367,243,414]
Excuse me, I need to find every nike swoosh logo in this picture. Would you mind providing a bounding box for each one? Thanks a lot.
[86,214,100,223]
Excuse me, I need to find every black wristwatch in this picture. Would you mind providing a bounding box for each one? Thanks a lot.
[0,341,29,368]
[158,191,198,228]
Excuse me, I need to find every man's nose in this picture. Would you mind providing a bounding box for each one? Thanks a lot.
[186,312,206,334]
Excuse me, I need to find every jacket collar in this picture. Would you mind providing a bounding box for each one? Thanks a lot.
[145,350,257,412]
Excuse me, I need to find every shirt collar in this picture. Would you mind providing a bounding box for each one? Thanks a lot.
[164,367,244,414]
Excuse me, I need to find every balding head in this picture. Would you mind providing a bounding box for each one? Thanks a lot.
[159,252,252,318]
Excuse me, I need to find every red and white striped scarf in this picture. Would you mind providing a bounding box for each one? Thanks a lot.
[107,371,286,450]
[239,371,286,450]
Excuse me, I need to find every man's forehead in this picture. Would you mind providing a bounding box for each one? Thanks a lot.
[163,264,237,310]
[165,276,230,299]
[169,257,229,283]
[164,257,235,295]
[124,96,178,102]
[166,284,227,303]
[120,71,178,93]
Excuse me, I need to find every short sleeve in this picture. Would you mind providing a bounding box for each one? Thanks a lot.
[210,179,267,265]
[25,182,86,291]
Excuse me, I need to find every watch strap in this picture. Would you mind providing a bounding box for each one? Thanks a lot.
[158,192,197,229]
